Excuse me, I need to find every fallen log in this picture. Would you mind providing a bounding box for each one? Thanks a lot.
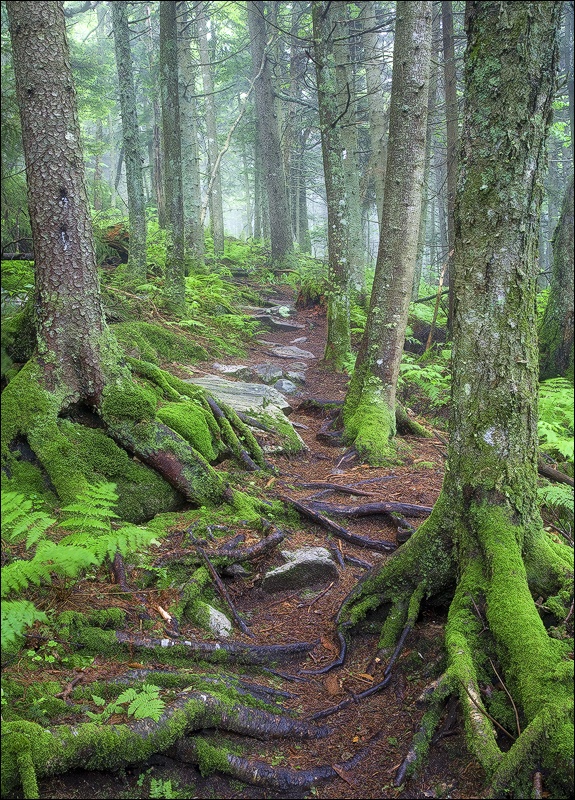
[307,500,433,518]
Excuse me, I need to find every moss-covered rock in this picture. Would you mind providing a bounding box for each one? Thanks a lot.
[157,402,218,461]
[112,321,208,365]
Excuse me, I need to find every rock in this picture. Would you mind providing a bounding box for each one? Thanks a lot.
[222,563,250,578]
[250,404,308,454]
[290,337,308,344]
[186,374,292,414]
[274,379,299,395]
[268,345,316,359]
[267,305,293,317]
[191,601,232,637]
[253,363,284,384]
[212,363,253,380]
[254,315,304,333]
[289,361,309,371]
[262,547,339,592]
[285,371,306,384]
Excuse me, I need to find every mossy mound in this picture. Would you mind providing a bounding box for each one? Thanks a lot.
[112,320,208,365]
[157,401,220,462]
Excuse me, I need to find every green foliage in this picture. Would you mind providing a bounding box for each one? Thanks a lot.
[1,483,156,650]
[399,350,452,409]
[86,683,165,723]
[538,379,574,463]
[0,260,34,311]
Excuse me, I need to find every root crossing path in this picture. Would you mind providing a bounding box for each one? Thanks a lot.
[23,285,486,800]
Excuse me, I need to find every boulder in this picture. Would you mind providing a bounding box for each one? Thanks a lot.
[262,547,339,592]
[212,363,253,380]
[285,371,306,384]
[274,379,299,395]
[254,315,304,333]
[253,363,284,384]
[186,374,292,414]
[190,601,232,637]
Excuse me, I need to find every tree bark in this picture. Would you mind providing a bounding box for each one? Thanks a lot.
[343,1,433,462]
[441,0,458,332]
[312,0,353,371]
[197,2,225,257]
[247,0,293,266]
[539,174,574,380]
[111,1,148,286]
[159,0,186,311]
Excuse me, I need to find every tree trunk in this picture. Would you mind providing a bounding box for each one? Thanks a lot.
[312,0,353,371]
[539,175,574,380]
[343,1,432,461]
[111,1,147,286]
[177,1,204,270]
[441,0,458,332]
[159,0,186,311]
[145,4,166,229]
[336,4,573,796]
[197,1,225,257]
[247,0,293,267]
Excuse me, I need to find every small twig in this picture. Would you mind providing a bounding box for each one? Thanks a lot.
[533,770,543,799]
[459,681,515,740]
[488,657,521,736]
[564,600,574,624]
[196,546,254,637]
[300,582,334,611]
[310,673,392,720]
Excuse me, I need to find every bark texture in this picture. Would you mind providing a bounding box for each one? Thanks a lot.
[247,0,293,265]
[111,1,147,285]
[343,1,433,461]
[312,0,353,371]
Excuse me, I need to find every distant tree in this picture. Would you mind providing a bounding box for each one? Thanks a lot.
[539,174,574,380]
[332,4,573,796]
[197,1,225,256]
[343,1,433,461]
[441,0,458,329]
[312,0,352,371]
[111,0,147,285]
[247,0,293,266]
[159,0,186,311]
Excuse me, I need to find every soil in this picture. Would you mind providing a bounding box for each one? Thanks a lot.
[7,282,488,800]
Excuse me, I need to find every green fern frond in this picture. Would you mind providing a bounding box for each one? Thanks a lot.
[1,599,48,650]
[538,483,574,516]
[1,491,56,549]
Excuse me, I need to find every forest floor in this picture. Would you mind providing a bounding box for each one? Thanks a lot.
[14,281,488,800]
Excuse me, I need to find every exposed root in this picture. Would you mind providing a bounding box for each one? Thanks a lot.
[195,545,253,636]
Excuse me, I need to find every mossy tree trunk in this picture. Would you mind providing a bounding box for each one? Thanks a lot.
[336,4,573,796]
[312,0,353,372]
[539,175,574,381]
[111,1,147,286]
[342,1,432,462]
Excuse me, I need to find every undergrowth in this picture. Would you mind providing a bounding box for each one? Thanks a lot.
[1,482,156,650]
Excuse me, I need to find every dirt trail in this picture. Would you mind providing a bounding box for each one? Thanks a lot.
[34,285,486,800]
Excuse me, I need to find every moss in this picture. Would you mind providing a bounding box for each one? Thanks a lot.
[193,737,232,777]
[343,376,399,465]
[249,408,307,455]
[157,402,217,461]
[101,380,158,422]
[1,303,36,370]
[113,321,208,365]
[56,419,183,522]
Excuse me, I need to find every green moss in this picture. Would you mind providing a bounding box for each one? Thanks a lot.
[343,376,399,465]
[101,380,158,422]
[157,402,217,461]
[113,321,208,365]
[193,737,232,776]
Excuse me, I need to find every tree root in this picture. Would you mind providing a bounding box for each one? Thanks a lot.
[1,689,330,797]
[280,494,397,552]
[114,631,319,665]
[170,730,383,791]
[195,545,253,636]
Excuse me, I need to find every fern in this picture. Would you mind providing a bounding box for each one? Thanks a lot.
[1,600,48,650]
[1,491,56,549]
[538,483,574,518]
[538,378,574,463]
[86,684,165,723]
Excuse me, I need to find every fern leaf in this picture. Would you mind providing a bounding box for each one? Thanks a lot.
[1,600,48,649]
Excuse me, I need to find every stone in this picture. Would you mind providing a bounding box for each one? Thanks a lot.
[268,345,316,359]
[191,601,232,637]
[274,379,299,395]
[254,315,304,333]
[253,363,284,384]
[289,361,309,371]
[212,363,253,380]
[262,547,339,592]
[186,374,292,414]
[285,371,306,384]
[290,337,308,344]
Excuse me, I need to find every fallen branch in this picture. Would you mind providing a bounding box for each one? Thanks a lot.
[538,458,574,487]
[296,481,375,497]
[307,500,433,518]
[195,545,253,637]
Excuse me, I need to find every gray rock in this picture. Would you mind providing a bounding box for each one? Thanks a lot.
[266,305,293,317]
[253,363,284,384]
[186,374,292,414]
[285,371,306,384]
[289,361,309,371]
[254,315,304,333]
[290,337,308,344]
[212,363,253,380]
[269,345,316,360]
[262,547,339,592]
[191,601,232,637]
[274,379,299,395]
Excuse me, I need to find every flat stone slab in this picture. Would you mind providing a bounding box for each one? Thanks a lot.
[268,345,316,360]
[253,363,284,384]
[212,363,253,380]
[274,379,299,395]
[186,374,292,414]
[254,315,305,333]
[262,547,339,592]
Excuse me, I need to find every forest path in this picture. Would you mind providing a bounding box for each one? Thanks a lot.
[36,282,485,800]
